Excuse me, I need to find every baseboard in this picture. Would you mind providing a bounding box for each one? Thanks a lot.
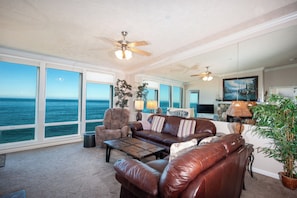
[0,137,83,154]
[253,167,280,179]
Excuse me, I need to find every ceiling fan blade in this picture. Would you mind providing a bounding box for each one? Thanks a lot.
[128,41,149,47]
[190,74,202,77]
[130,48,151,56]
[97,37,122,47]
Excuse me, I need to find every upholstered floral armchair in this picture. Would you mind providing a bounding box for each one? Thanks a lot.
[95,108,130,147]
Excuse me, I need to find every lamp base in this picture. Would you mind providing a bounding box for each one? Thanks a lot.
[136,111,142,121]
[227,122,244,134]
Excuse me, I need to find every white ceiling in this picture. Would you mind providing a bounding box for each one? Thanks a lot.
[1,0,297,83]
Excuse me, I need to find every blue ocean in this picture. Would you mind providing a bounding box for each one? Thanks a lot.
[0,98,109,126]
[0,98,109,143]
[0,98,189,143]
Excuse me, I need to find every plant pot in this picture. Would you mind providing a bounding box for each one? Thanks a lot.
[279,172,297,190]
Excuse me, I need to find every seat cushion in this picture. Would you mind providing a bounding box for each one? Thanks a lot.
[146,159,168,172]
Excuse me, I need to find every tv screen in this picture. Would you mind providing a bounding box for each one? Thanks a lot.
[197,104,214,114]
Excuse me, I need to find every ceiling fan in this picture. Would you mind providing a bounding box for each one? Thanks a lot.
[109,31,151,60]
[191,66,214,81]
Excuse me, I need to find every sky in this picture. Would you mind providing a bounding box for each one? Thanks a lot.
[0,61,182,102]
[0,62,37,98]
[0,61,110,99]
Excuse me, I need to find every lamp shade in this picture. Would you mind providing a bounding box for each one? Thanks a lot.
[146,100,157,110]
[226,101,252,117]
[134,100,144,111]
[115,49,132,60]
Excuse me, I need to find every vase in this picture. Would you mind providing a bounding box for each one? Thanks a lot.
[279,172,297,190]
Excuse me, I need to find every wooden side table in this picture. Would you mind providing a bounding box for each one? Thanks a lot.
[246,143,254,178]
[243,143,254,190]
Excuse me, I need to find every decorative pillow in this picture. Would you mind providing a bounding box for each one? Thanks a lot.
[177,119,196,138]
[151,116,165,132]
[169,139,198,162]
[198,136,219,146]
[140,120,151,130]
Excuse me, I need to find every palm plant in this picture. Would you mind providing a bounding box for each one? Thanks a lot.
[251,94,297,189]
[114,79,133,108]
[136,82,148,100]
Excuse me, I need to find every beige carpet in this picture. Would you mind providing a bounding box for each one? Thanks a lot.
[0,142,296,198]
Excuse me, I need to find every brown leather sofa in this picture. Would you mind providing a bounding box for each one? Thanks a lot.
[130,114,216,152]
[114,134,253,198]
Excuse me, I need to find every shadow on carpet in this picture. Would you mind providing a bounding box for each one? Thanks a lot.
[0,190,26,198]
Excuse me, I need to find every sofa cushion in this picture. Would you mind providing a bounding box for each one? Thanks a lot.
[146,159,168,172]
[177,119,196,138]
[169,138,197,162]
[151,116,165,132]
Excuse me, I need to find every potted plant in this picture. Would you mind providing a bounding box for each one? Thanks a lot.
[136,82,148,100]
[114,79,133,108]
[134,82,148,121]
[251,94,297,190]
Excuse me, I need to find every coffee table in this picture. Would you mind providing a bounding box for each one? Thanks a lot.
[104,137,165,162]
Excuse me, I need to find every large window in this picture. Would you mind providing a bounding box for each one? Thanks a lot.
[85,83,112,131]
[0,61,37,144]
[160,84,171,114]
[45,68,80,138]
[0,59,115,150]
[173,86,183,108]
[189,90,199,117]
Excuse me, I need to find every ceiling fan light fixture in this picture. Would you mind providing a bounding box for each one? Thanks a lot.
[202,75,213,81]
[115,49,132,60]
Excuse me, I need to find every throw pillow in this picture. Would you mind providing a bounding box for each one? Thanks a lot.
[177,119,196,138]
[169,138,198,162]
[198,136,219,146]
[140,120,151,130]
[151,116,165,132]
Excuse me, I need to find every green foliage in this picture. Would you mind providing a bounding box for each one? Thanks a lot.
[114,79,133,108]
[251,94,297,178]
[136,82,148,100]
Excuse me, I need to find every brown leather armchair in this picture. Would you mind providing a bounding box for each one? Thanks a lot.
[95,108,130,147]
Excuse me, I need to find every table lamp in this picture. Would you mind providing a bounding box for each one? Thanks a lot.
[134,99,144,121]
[226,101,253,134]
[146,100,157,113]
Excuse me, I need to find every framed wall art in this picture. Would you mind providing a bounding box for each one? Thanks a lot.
[223,76,258,101]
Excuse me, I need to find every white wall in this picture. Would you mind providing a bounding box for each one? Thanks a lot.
[212,121,282,179]
[185,77,220,105]
[264,63,297,89]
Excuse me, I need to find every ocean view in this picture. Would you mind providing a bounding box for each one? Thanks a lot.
[0,98,187,144]
[0,98,110,126]
[0,98,110,144]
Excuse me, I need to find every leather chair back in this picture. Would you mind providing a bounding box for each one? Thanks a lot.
[103,108,130,129]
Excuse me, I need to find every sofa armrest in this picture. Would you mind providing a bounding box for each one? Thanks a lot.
[120,125,129,137]
[114,159,161,196]
[95,125,106,134]
[130,121,143,133]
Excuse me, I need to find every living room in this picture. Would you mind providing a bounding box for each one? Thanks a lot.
[0,1,297,197]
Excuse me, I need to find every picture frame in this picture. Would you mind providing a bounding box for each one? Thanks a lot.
[223,76,258,101]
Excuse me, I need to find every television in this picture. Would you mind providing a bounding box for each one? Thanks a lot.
[196,104,214,114]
